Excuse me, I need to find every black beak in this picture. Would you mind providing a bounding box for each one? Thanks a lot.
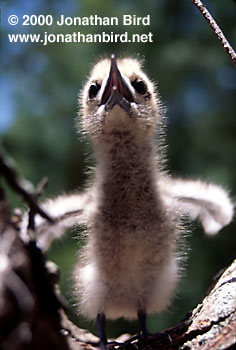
[101,54,135,112]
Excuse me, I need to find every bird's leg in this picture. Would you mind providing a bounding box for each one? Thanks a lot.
[137,309,149,338]
[96,312,108,350]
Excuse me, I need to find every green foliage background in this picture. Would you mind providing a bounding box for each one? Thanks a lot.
[1,0,236,338]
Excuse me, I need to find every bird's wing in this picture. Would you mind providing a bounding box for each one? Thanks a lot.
[20,190,94,250]
[160,177,234,235]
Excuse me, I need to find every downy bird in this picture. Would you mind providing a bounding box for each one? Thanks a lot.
[22,55,234,349]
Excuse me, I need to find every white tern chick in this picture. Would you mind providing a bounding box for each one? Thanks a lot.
[22,55,234,349]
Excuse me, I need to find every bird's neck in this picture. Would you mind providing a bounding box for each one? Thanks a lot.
[93,130,161,212]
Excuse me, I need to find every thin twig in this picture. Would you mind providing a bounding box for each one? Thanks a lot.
[0,153,53,223]
[192,0,236,68]
[28,177,49,231]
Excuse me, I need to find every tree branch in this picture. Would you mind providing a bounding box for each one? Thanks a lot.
[0,153,53,224]
[192,0,236,68]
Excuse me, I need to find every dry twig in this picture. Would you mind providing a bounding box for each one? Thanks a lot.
[0,153,53,224]
[192,0,236,68]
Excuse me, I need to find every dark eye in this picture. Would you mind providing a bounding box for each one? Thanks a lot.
[89,82,101,99]
[131,79,147,95]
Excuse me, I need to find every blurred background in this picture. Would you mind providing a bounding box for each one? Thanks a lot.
[1,0,236,338]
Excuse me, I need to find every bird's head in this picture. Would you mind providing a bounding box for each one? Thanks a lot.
[79,55,162,143]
